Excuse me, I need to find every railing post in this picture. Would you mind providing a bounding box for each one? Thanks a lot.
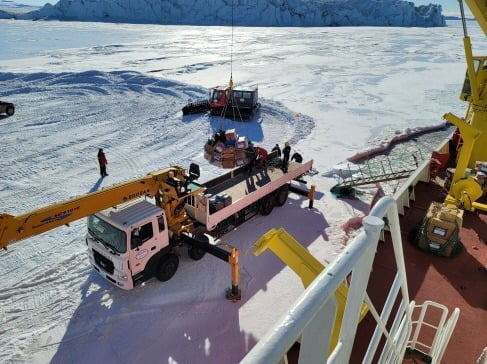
[336,215,385,363]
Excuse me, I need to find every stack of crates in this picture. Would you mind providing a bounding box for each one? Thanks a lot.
[222,129,237,168]
[209,195,224,214]
[235,137,249,167]
[203,129,250,169]
[208,193,233,214]
[217,193,232,207]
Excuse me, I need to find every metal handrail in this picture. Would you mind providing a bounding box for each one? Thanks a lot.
[242,196,400,363]
[242,192,459,364]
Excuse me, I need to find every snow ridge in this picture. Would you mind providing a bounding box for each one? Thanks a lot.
[16,0,445,27]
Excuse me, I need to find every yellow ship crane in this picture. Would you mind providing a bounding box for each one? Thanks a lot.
[417,0,487,256]
[443,0,487,212]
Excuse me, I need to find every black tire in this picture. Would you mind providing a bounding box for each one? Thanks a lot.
[275,184,289,206]
[156,253,179,282]
[260,195,274,216]
[188,235,208,260]
[6,106,14,116]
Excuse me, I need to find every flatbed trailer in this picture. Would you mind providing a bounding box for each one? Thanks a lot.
[185,159,314,237]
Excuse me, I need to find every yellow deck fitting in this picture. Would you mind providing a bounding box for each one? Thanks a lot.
[253,228,368,352]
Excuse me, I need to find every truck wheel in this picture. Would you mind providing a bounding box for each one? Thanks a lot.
[189,245,206,260]
[188,235,207,260]
[6,106,14,116]
[156,253,179,282]
[275,184,289,206]
[260,195,274,216]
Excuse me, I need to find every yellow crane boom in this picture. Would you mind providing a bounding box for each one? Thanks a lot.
[464,0,487,36]
[0,166,194,250]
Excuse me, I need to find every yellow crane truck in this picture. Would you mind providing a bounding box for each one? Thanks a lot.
[0,158,313,292]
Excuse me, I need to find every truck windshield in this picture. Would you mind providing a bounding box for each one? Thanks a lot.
[87,215,127,254]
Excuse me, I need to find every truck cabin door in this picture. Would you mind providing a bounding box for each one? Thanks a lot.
[210,89,225,107]
[128,221,154,276]
[128,214,170,276]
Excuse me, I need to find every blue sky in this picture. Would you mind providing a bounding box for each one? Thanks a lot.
[9,0,461,16]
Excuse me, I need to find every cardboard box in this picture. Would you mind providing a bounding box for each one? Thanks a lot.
[223,146,235,153]
[214,141,225,153]
[222,159,235,168]
[223,152,235,159]
[236,136,248,149]
[235,149,247,159]
[204,144,215,154]
[438,204,463,224]
[213,152,223,161]
[225,129,237,140]
[235,158,248,166]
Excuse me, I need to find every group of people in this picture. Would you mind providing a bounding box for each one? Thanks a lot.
[271,142,302,173]
[97,142,302,179]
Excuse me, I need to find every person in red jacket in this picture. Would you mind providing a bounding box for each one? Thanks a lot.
[97,148,108,177]
[254,146,268,167]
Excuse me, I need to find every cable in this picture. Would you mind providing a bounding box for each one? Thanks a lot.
[231,0,234,85]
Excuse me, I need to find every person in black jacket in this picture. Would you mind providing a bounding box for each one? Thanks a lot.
[271,144,281,158]
[291,152,303,163]
[282,142,291,173]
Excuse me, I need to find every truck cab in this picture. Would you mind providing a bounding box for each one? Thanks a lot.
[86,200,170,289]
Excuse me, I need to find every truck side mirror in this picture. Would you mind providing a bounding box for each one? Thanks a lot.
[188,163,200,182]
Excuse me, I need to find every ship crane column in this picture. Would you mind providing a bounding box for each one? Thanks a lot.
[442,0,487,212]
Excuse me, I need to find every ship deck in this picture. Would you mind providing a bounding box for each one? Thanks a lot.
[350,180,487,363]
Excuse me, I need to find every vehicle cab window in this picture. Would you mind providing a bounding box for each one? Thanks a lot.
[131,222,153,249]
[212,90,222,103]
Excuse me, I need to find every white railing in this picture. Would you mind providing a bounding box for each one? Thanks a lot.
[242,194,459,364]
[392,135,451,216]
[408,301,460,363]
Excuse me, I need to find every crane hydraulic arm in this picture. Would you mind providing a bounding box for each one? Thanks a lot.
[437,0,487,212]
[464,0,487,36]
[0,166,193,250]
